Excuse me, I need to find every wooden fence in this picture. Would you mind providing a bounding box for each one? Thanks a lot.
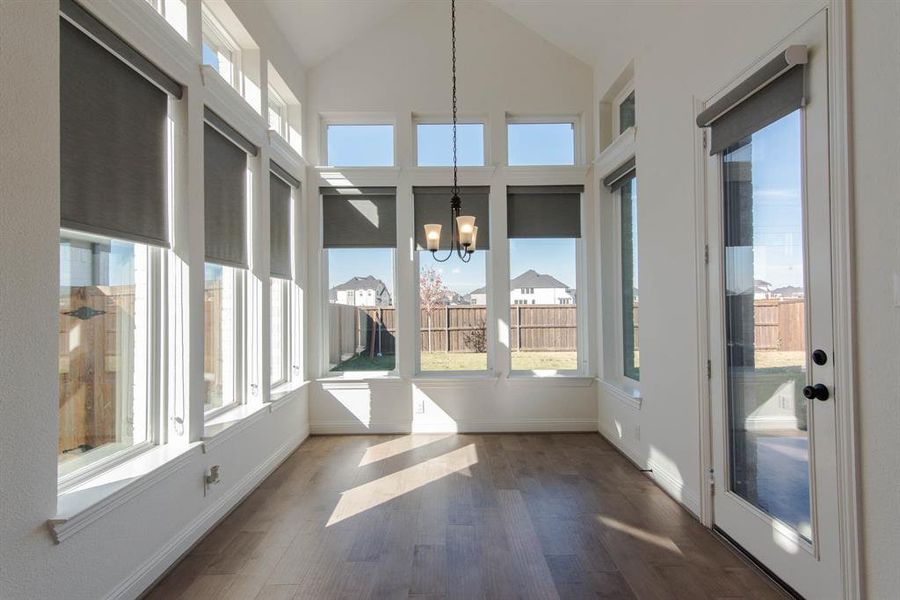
[753,298,805,351]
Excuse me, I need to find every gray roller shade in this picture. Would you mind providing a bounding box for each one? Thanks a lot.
[507,185,583,238]
[270,161,300,188]
[204,107,258,156]
[697,46,808,155]
[603,158,636,192]
[60,0,182,98]
[204,123,248,267]
[60,17,169,247]
[321,187,396,248]
[413,187,490,250]
[269,172,293,279]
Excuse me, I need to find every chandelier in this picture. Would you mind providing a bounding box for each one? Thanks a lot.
[424,0,477,263]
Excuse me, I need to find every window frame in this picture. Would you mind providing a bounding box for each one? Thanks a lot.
[414,250,494,376]
[612,82,636,138]
[614,176,640,384]
[201,3,241,91]
[412,115,488,167]
[321,247,399,378]
[57,231,166,491]
[507,236,585,376]
[267,85,288,140]
[505,114,582,166]
[203,263,247,420]
[269,276,292,389]
[320,115,397,167]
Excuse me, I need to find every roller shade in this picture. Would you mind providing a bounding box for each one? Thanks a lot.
[204,123,248,267]
[60,17,170,247]
[603,158,636,192]
[697,46,808,155]
[413,187,491,250]
[269,172,293,279]
[60,0,182,98]
[204,107,258,156]
[270,161,300,188]
[507,185,583,238]
[321,187,396,248]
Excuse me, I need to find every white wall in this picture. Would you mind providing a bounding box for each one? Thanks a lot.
[305,0,597,434]
[0,2,311,599]
[849,1,900,596]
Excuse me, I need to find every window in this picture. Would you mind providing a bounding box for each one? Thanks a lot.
[322,187,397,373]
[620,177,639,381]
[618,90,635,134]
[202,4,240,89]
[507,121,575,166]
[507,185,582,373]
[509,240,578,372]
[270,278,290,387]
[325,124,394,166]
[58,233,155,479]
[416,122,484,166]
[326,249,396,372]
[268,86,288,139]
[418,252,489,372]
[145,0,187,39]
[204,264,241,413]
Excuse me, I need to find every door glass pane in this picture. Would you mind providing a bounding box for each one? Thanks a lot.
[722,109,811,541]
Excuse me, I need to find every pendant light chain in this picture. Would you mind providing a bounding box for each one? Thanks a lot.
[451,0,458,197]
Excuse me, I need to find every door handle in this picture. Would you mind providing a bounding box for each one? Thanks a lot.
[803,383,830,401]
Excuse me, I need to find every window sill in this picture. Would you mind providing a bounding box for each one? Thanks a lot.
[200,64,267,146]
[598,378,643,410]
[269,380,309,411]
[412,373,500,387]
[507,373,595,387]
[595,126,636,178]
[202,402,270,452]
[318,374,404,385]
[50,441,204,544]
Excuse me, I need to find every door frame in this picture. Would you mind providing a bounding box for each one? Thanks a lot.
[694,1,861,597]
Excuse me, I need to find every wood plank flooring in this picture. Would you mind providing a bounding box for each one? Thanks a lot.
[146,434,787,600]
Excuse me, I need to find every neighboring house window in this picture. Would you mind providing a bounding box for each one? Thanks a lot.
[325,124,394,166]
[507,185,582,372]
[507,120,576,166]
[416,122,485,166]
[620,176,639,381]
[202,3,240,90]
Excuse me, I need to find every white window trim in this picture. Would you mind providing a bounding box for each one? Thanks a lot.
[201,3,241,93]
[319,114,398,167]
[507,235,586,377]
[613,179,640,387]
[270,276,291,389]
[203,265,247,421]
[412,114,489,167]
[267,85,288,140]
[414,250,494,377]
[321,248,399,379]
[57,239,167,492]
[612,80,635,138]
[506,114,583,166]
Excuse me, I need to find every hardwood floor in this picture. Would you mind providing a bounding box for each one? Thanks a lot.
[146,434,787,600]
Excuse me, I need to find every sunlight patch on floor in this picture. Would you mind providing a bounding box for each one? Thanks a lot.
[598,516,684,555]
[328,443,479,526]
[358,433,453,466]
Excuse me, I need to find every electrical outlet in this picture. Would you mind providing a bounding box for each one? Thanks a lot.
[204,465,221,495]
[414,396,425,414]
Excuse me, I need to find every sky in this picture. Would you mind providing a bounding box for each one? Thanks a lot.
[725,109,804,290]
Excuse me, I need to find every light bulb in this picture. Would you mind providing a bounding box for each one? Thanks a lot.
[424,224,442,251]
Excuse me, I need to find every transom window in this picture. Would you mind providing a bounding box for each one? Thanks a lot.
[201,4,240,89]
[416,122,485,166]
[325,124,394,167]
[507,121,576,166]
[268,86,288,139]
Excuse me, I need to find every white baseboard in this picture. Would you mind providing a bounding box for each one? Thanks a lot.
[310,418,598,435]
[598,424,701,518]
[107,426,309,600]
